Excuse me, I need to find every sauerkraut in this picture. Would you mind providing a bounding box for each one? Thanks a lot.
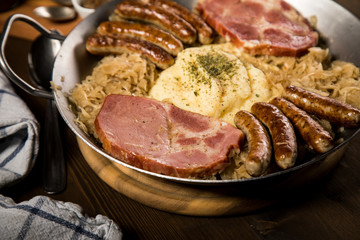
[239,47,360,109]
[69,53,157,137]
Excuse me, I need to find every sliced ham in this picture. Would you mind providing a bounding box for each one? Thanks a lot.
[95,95,244,178]
[196,0,318,57]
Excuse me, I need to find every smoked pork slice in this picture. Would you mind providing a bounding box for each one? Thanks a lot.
[196,0,318,57]
[95,95,244,178]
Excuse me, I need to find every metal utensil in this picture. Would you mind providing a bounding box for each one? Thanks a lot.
[33,6,76,22]
[28,32,67,194]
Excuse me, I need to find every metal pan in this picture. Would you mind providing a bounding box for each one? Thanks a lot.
[1,0,360,189]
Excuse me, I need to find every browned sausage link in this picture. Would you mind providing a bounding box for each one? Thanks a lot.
[270,97,334,153]
[115,0,197,44]
[251,102,297,170]
[283,85,360,127]
[86,33,174,69]
[141,0,215,44]
[97,21,184,56]
[234,110,272,177]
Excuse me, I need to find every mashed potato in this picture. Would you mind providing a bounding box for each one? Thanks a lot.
[149,45,274,125]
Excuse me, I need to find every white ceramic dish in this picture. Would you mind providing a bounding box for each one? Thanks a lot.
[71,0,95,18]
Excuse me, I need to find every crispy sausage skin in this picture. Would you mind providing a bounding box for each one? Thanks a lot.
[141,0,215,44]
[251,102,297,170]
[86,33,174,69]
[115,1,197,44]
[97,21,184,56]
[283,85,360,127]
[270,97,334,153]
[234,110,272,176]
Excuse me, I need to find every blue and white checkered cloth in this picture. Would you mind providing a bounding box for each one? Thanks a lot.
[0,195,122,239]
[0,70,122,239]
[0,71,39,188]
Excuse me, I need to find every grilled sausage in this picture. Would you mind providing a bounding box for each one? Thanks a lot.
[141,0,215,44]
[97,21,183,56]
[251,102,297,170]
[234,110,272,176]
[270,97,334,153]
[86,33,174,69]
[283,85,360,127]
[115,1,197,44]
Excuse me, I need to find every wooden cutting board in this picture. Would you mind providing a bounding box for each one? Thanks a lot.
[77,136,345,216]
[76,137,279,216]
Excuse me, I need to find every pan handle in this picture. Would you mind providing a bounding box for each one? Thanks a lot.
[0,14,66,99]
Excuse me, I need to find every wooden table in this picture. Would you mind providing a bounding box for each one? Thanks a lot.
[0,0,81,40]
[1,0,360,239]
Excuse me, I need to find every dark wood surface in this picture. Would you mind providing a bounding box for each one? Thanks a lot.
[1,1,360,239]
[0,0,81,40]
